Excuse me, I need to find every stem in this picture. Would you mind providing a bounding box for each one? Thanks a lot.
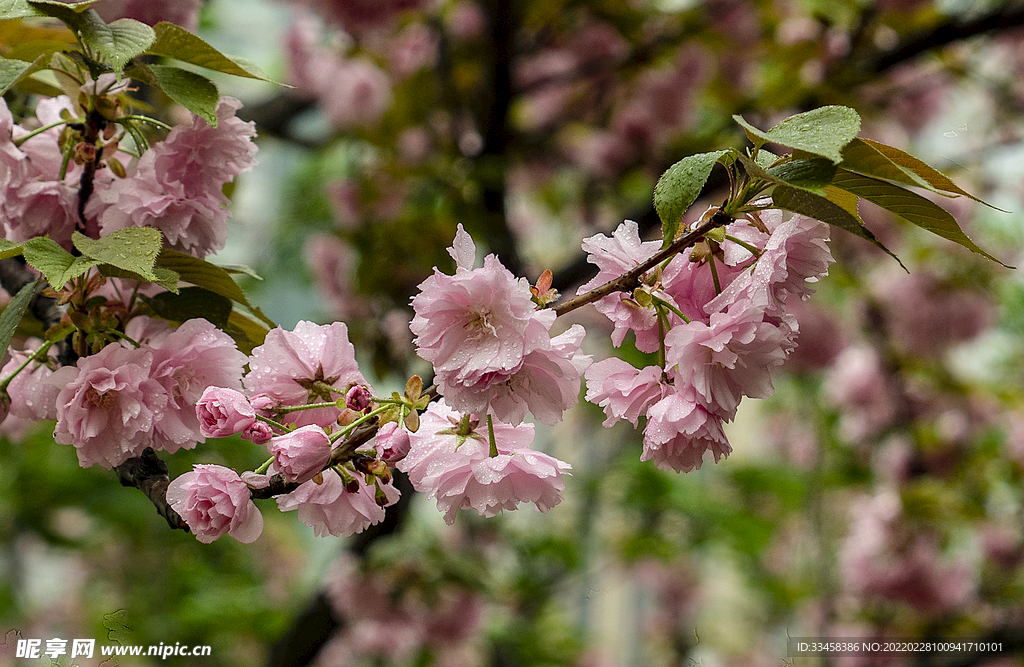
[253,457,274,475]
[331,405,391,443]
[656,306,668,368]
[277,401,341,414]
[652,295,691,324]
[725,234,762,258]
[708,252,722,294]
[120,115,174,132]
[486,414,498,457]
[255,414,289,433]
[13,120,70,147]
[550,213,731,317]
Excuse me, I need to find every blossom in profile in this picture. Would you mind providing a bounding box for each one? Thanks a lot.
[50,344,167,469]
[267,424,332,483]
[375,421,411,464]
[244,321,371,428]
[397,400,570,524]
[277,470,401,537]
[196,386,256,438]
[584,357,664,427]
[2,346,59,421]
[642,387,731,473]
[167,464,264,544]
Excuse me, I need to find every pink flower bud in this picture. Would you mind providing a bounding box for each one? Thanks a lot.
[166,465,263,544]
[249,394,278,416]
[345,385,372,411]
[241,420,274,445]
[268,425,332,483]
[374,421,411,464]
[196,386,256,438]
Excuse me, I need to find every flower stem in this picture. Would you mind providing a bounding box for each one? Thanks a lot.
[255,414,289,433]
[331,405,390,444]
[253,457,274,475]
[277,401,341,414]
[652,296,690,324]
[725,234,762,258]
[0,340,54,393]
[487,415,498,457]
[120,115,174,132]
[13,120,70,147]
[708,252,722,294]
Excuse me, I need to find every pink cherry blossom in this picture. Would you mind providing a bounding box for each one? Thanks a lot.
[411,224,556,403]
[244,320,371,428]
[642,387,731,473]
[665,300,788,420]
[86,98,257,257]
[444,323,591,426]
[166,464,264,544]
[584,357,664,427]
[196,386,256,438]
[241,420,274,445]
[276,469,400,537]
[50,344,167,469]
[2,347,59,421]
[148,318,248,453]
[268,424,333,483]
[375,421,411,464]
[397,400,570,524]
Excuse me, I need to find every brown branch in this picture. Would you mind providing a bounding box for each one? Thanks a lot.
[549,211,730,317]
[114,447,189,532]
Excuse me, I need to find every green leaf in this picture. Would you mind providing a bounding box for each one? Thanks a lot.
[735,106,861,164]
[753,149,779,170]
[653,150,728,246]
[78,15,155,72]
[732,114,768,150]
[97,264,180,293]
[771,184,905,269]
[155,249,276,327]
[25,0,98,26]
[143,286,232,328]
[73,227,162,280]
[0,55,36,95]
[145,64,218,126]
[217,263,264,280]
[831,169,1011,267]
[224,308,269,355]
[839,138,931,190]
[0,0,44,20]
[146,22,274,81]
[766,157,837,192]
[822,185,863,221]
[0,279,41,358]
[0,239,22,260]
[858,138,1005,210]
[23,237,99,287]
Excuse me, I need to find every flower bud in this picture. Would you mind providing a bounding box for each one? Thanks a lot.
[196,386,256,438]
[267,424,332,483]
[241,420,274,445]
[374,422,411,464]
[345,385,372,412]
[249,394,278,416]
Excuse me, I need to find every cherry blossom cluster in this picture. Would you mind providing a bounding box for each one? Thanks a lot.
[582,209,834,471]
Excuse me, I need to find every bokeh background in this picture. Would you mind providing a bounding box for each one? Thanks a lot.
[6,0,1024,665]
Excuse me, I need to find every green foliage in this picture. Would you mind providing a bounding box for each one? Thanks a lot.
[654,150,728,244]
[733,106,861,164]
[145,21,274,82]
[0,55,37,95]
[155,249,275,328]
[0,279,40,358]
[73,227,166,282]
[144,64,219,126]
[22,237,98,287]
[78,16,155,73]
[143,286,233,328]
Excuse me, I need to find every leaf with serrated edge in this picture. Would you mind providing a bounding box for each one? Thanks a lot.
[737,107,860,164]
[859,138,1006,211]
[23,237,98,287]
[25,0,98,27]
[0,0,43,20]
[156,249,276,327]
[97,264,180,293]
[146,22,274,81]
[732,114,769,148]
[831,169,1011,267]
[822,185,863,221]
[654,150,728,246]
[146,64,218,126]
[771,184,905,269]
[144,286,232,327]
[73,227,162,280]
[0,238,22,260]
[78,15,154,72]
[840,138,931,190]
[0,279,40,358]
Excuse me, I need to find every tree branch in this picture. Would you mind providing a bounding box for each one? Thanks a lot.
[114,447,189,532]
